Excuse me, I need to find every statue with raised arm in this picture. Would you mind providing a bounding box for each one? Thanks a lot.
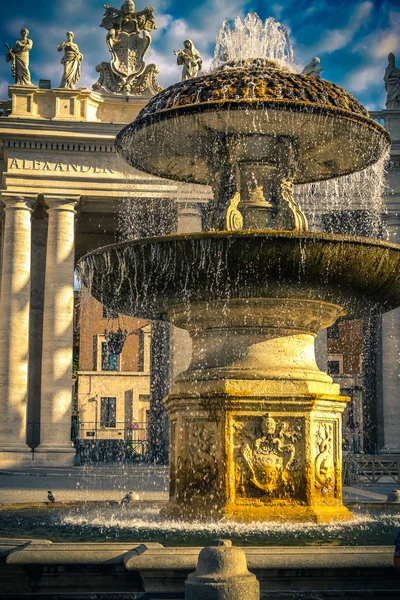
[93,0,161,96]
[384,53,400,109]
[5,28,34,86]
[57,32,83,89]
[302,57,324,78]
[174,40,203,81]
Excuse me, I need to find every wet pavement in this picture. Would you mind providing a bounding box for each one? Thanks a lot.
[0,465,169,504]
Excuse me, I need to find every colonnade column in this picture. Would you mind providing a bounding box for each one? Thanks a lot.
[35,196,79,465]
[379,216,400,452]
[176,201,204,234]
[0,194,36,466]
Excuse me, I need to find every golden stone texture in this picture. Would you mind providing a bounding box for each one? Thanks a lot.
[163,299,352,523]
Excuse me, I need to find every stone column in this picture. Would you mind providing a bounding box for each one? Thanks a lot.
[35,196,79,465]
[149,322,172,463]
[173,201,204,380]
[27,206,47,449]
[0,209,4,297]
[176,201,203,233]
[380,217,400,452]
[0,194,36,466]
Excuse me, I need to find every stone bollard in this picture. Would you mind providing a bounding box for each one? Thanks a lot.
[185,539,259,600]
[387,489,400,503]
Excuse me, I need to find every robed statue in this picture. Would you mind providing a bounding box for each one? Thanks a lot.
[384,53,400,109]
[5,28,34,86]
[93,0,162,96]
[58,32,83,89]
[174,40,203,81]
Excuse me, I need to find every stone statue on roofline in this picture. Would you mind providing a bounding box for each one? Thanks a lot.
[5,28,34,86]
[58,32,83,89]
[384,53,400,109]
[93,0,162,96]
[302,57,324,78]
[174,40,203,81]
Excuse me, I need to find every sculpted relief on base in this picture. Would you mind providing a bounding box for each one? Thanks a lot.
[233,414,302,502]
[175,420,220,504]
[314,421,336,498]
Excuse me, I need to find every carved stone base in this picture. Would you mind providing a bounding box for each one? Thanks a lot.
[164,298,351,523]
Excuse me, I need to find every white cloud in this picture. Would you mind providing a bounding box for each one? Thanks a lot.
[371,33,399,58]
[314,1,373,54]
[271,4,283,20]
[346,64,383,92]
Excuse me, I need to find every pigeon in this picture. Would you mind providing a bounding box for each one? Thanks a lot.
[120,491,138,506]
[47,490,55,503]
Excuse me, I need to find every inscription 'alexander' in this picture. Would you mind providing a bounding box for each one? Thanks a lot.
[9,157,115,174]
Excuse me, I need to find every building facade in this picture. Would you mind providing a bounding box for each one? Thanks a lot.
[77,295,151,455]
[0,84,208,467]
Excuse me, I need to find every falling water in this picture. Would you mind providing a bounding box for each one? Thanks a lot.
[296,149,390,236]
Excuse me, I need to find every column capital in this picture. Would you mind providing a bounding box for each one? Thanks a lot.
[43,195,80,213]
[0,193,37,212]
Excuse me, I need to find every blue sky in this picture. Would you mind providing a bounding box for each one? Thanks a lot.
[0,0,399,110]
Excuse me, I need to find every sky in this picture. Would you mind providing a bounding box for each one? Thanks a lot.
[0,0,399,111]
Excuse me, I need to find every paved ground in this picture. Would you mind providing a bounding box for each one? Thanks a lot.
[0,465,169,504]
[0,465,399,505]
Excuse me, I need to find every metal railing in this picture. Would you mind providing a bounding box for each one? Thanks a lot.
[74,421,149,464]
[343,453,400,485]
[78,421,147,441]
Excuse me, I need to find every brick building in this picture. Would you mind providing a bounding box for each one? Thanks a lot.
[76,295,151,453]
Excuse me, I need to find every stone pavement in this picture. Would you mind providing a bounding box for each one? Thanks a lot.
[0,465,169,504]
[0,464,399,505]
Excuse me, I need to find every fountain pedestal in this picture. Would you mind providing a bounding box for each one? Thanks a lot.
[165,298,352,522]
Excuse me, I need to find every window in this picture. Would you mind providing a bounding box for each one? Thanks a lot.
[101,342,118,371]
[327,322,339,339]
[100,397,116,428]
[102,305,118,319]
[137,329,144,372]
[327,354,343,375]
[327,360,341,375]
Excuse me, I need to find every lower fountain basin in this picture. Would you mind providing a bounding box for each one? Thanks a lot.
[79,230,400,319]
[0,503,399,546]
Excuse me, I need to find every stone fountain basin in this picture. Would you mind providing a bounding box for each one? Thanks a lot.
[116,108,388,185]
[115,67,390,185]
[79,230,400,319]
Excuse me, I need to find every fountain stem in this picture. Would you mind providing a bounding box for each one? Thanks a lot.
[206,134,308,231]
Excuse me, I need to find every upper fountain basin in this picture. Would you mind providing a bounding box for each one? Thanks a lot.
[79,231,400,320]
[115,64,390,185]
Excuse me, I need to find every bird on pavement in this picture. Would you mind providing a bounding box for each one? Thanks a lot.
[120,491,138,506]
[47,490,55,503]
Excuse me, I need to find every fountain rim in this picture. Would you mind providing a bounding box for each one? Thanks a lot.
[80,229,400,262]
[117,98,390,143]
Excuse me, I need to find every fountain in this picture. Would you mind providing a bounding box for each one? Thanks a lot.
[79,14,400,523]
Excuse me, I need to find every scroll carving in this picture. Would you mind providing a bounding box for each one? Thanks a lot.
[274,177,308,232]
[315,422,334,496]
[226,191,243,231]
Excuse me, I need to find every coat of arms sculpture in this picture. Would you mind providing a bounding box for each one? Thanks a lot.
[93,0,162,96]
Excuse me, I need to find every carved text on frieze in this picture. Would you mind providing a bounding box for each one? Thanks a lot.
[8,157,115,174]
